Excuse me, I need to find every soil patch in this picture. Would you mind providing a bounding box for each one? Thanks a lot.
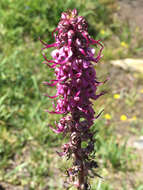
[118,0,143,32]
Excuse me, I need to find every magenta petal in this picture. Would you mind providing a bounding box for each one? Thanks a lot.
[49,125,62,134]
[45,110,65,114]
[56,151,66,157]
[42,61,53,68]
[40,38,58,48]
[58,58,68,65]
[75,91,80,96]
[42,53,57,64]
[75,73,81,78]
[93,92,106,100]
[90,39,104,62]
[43,81,58,86]
[44,94,59,99]
[43,79,58,86]
[79,48,86,56]
[52,27,59,38]
[77,106,87,113]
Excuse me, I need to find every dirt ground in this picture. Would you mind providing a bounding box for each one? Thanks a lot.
[118,0,143,32]
[106,64,143,189]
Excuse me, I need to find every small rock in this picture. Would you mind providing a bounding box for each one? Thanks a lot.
[133,136,143,149]
[110,59,143,73]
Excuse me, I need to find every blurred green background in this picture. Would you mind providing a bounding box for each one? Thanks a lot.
[0,0,143,189]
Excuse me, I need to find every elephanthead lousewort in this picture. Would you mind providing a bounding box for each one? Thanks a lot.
[41,9,105,190]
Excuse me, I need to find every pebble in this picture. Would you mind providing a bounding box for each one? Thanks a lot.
[110,59,143,73]
[133,136,143,149]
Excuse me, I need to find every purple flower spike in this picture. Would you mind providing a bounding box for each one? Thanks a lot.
[41,9,105,190]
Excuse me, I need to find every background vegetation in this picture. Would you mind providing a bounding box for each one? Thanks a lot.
[0,0,143,189]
